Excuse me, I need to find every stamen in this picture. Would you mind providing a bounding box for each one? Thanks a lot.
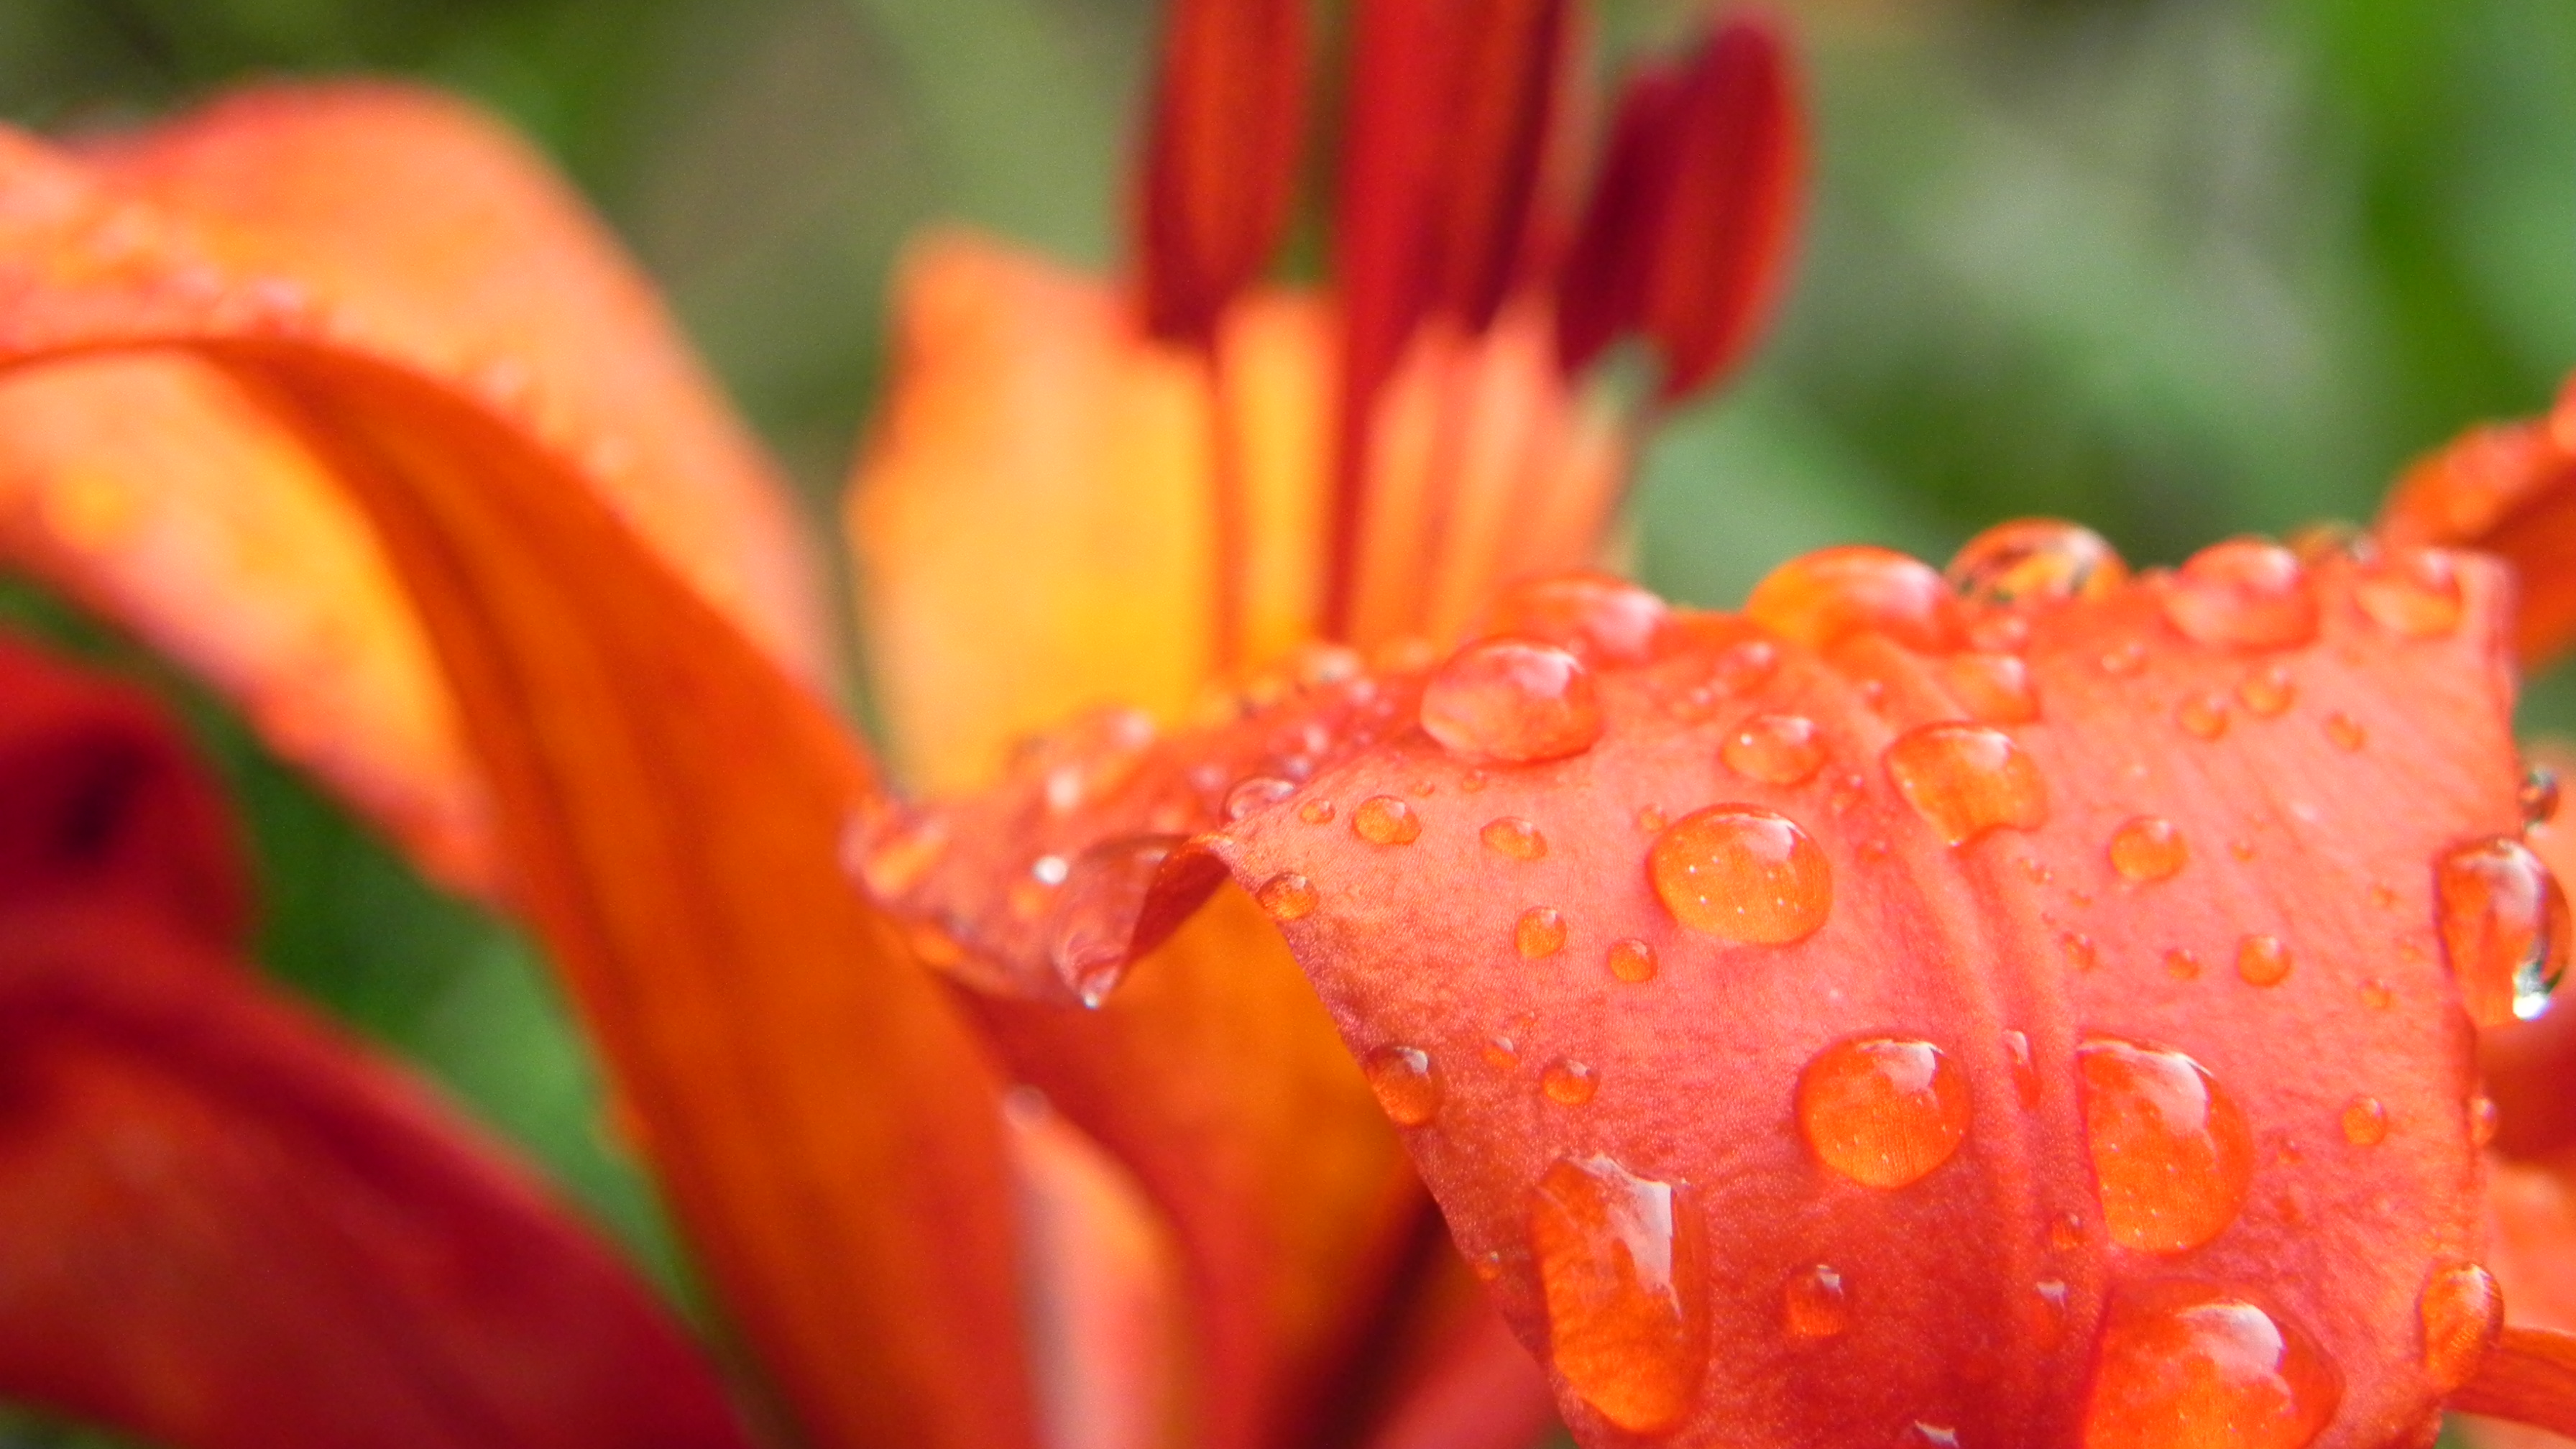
[1136,0,1310,346]
[2450,1325,2576,1437]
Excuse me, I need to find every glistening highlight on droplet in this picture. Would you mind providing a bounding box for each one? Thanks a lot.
[1528,1154,1710,1435]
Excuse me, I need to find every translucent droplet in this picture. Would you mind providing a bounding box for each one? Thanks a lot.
[1942,652,2041,724]
[1481,816,1547,860]
[1297,797,1337,825]
[1724,713,1826,786]
[2004,1029,2041,1108]
[1650,807,1834,944]
[2029,1279,2071,1353]
[2418,1263,2504,1394]
[1635,804,1668,834]
[2236,935,2292,988]
[2161,539,2319,650]
[1482,570,1670,664]
[1256,873,1319,921]
[1529,1155,1709,1433]
[1607,938,1659,983]
[1517,906,1568,959]
[2079,1282,2342,1449]
[1783,1264,1849,1338]
[1227,776,1297,822]
[1946,519,2128,607]
[1884,723,2049,846]
[2355,548,2465,639]
[1365,1045,1445,1127]
[2175,693,2230,740]
[2522,765,2561,827]
[1420,639,1604,763]
[2061,932,2098,971]
[1049,836,1184,1005]
[2110,817,2189,883]
[2337,1095,2388,1146]
[1906,1424,1961,1449]
[2164,948,2202,981]
[1542,1059,1600,1105]
[2434,835,2571,1026]
[2077,1037,2253,1253]
[1353,794,1423,845]
[2048,1212,2086,1250]
[2237,665,2296,717]
[1484,1035,1520,1067]
[2471,1095,2501,1146]
[1795,1037,1972,1188]
[2324,712,2366,752]
[2359,979,2394,1011]
[1746,546,1954,651]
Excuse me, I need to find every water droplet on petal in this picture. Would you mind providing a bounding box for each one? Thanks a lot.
[1542,1059,1600,1105]
[2471,1095,2501,1146]
[1942,652,2041,723]
[1884,723,2048,845]
[1257,872,1319,920]
[2419,1263,2504,1394]
[1421,639,1604,763]
[2522,764,2561,827]
[2360,978,2394,1011]
[2324,712,2366,752]
[1747,546,1954,652]
[1353,794,1423,845]
[2237,665,2296,717]
[2164,948,2202,981]
[1650,807,1834,944]
[2062,932,2098,971]
[2110,817,2189,883]
[1905,1424,1961,1449]
[855,811,949,898]
[2434,835,2571,1025]
[1795,1038,1972,1188]
[1784,1264,1849,1338]
[2162,539,2319,650]
[1481,816,1547,860]
[2101,642,2147,677]
[2340,1096,2388,1146]
[2079,1282,2341,1449]
[2355,548,2465,639]
[2077,1037,2254,1253]
[2175,693,2230,740]
[2048,1212,2086,1251]
[1946,519,2128,606]
[1365,1045,1445,1127]
[1607,938,1659,983]
[1483,571,1670,664]
[1049,836,1184,1005]
[1297,797,1337,825]
[1529,1155,1709,1434]
[2236,935,2292,988]
[2005,1029,2041,1107]
[1517,906,1568,958]
[1226,776,1297,822]
[1724,713,1827,785]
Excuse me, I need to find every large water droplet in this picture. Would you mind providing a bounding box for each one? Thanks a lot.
[1796,1037,1972,1187]
[2110,817,2189,883]
[1784,1264,1849,1338]
[1482,816,1547,860]
[2434,835,2570,1026]
[1421,639,1604,763]
[1048,836,1185,1005]
[1364,1045,1444,1127]
[1650,807,1834,944]
[1530,1155,1710,1434]
[2079,1282,2342,1449]
[1353,794,1422,845]
[1947,519,2128,607]
[2161,540,2319,650]
[1256,873,1319,921]
[2419,1262,2504,1394]
[2078,1038,2253,1253]
[2354,548,2465,640]
[1517,906,1568,959]
[1746,546,1954,652]
[1884,723,2048,845]
[1482,571,1670,664]
[1724,713,1826,785]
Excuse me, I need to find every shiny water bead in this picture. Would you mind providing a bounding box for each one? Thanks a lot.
[2048,1212,2087,1251]
[2324,712,2367,752]
[2340,1096,2389,1146]
[2004,1029,2041,1108]
[1883,724,2048,846]
[1542,1059,1601,1105]
[2419,1263,2505,1393]
[2028,1280,2072,1352]
[1606,938,1659,983]
[2175,692,2230,740]
[2110,817,2190,883]
[2236,935,2293,988]
[1795,1038,1972,1188]
[1296,797,1337,825]
[2079,1282,2342,1449]
[1420,638,1604,763]
[1783,1264,1849,1339]
[1363,1045,1445,1127]
[2354,547,2465,639]
[2076,1036,2254,1253]
[1650,807,1834,945]
[2523,764,2562,826]
[2471,1095,2501,1146]
[2061,932,2099,971]
[2164,949,2202,981]
[1529,1155,1710,1434]
[1745,546,1954,652]
[1256,872,1320,921]
[1480,816,1547,860]
[1226,775,1297,822]
[1517,907,1568,959]
[1946,518,2129,607]
[1724,713,1827,785]
[1905,1425,1961,1448]
[1482,570,1670,664]
[2434,835,2572,1025]
[1484,1036,1520,1068]
[1941,652,2040,724]
[2237,664,2296,717]
[854,811,950,899]
[2359,979,2394,1010]
[1048,835,1184,1006]
[1352,794,1422,845]
[2161,539,2320,650]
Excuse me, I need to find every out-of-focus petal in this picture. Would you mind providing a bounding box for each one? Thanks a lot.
[2378,390,2576,668]
[0,134,1035,1449]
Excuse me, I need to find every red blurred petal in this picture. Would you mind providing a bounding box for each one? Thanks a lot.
[2452,1328,2576,1438]
[0,129,1035,1449]
[1136,0,1310,344]
[2379,396,2576,668]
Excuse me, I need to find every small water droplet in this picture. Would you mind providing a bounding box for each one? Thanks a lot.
[1946,519,2128,606]
[1227,776,1298,822]
[1783,1264,1849,1338]
[1606,938,1659,983]
[2164,948,2202,981]
[1942,652,2041,723]
[2101,642,2147,677]
[2324,712,2366,752]
[2230,838,2258,862]
[2370,883,2398,908]
[2048,1212,2085,1250]
[2176,693,2230,740]
[1884,723,2049,846]
[2360,979,2394,1010]
[1256,873,1319,920]
[1747,546,1954,651]
[1484,1035,1520,1067]
[1297,797,1337,825]
[2029,1279,2071,1352]
[1517,906,1568,958]
[1795,1037,1972,1188]
[1635,804,1668,834]
[2419,1262,2504,1393]
[1650,807,1834,944]
[2110,817,2189,883]
[2524,765,2562,827]
[1459,769,1488,794]
[1031,855,1071,887]
[2435,835,2571,1025]
[1529,1155,1709,1433]
[1421,639,1604,763]
[2077,1036,2254,1253]
[2162,539,2319,650]
[2236,935,2291,987]
[2355,548,2465,639]
[2237,664,2296,717]
[1365,1045,1445,1126]
[2061,932,2098,971]
[1353,794,1422,845]
[1542,1059,1600,1105]
[2340,1097,2388,1146]
[2078,1282,2342,1449]
[1724,713,1827,785]
[2005,1029,2041,1107]
[1906,1424,1961,1449]
[1482,571,1670,663]
[2021,857,2055,885]
[1481,816,1548,860]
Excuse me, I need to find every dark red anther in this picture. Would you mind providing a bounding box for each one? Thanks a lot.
[1136,0,1312,345]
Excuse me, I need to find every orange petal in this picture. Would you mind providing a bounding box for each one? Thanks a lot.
[0,134,1034,1449]
[2378,394,2576,668]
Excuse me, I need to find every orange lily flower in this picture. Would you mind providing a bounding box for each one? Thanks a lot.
[3,5,2576,1449]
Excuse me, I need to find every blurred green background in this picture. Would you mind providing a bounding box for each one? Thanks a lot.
[0,0,2568,1443]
